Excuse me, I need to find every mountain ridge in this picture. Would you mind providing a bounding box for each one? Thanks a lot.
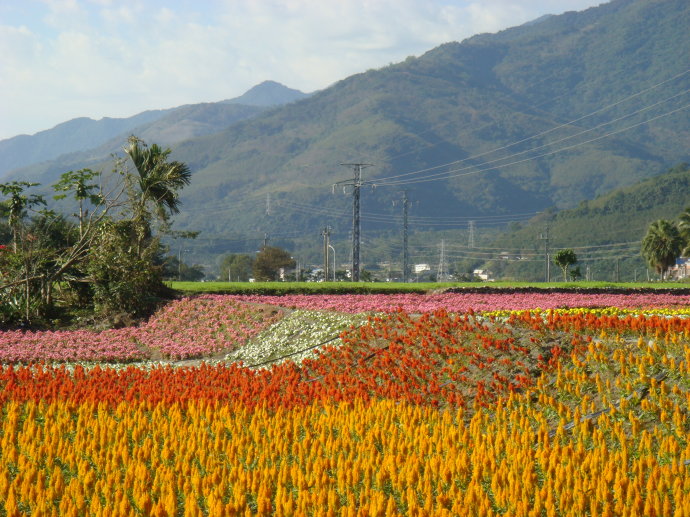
[0,81,309,179]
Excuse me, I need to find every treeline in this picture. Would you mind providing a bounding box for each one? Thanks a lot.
[0,137,191,328]
[484,163,690,281]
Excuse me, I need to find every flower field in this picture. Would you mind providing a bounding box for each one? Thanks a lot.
[0,297,284,363]
[1,292,690,515]
[221,291,690,314]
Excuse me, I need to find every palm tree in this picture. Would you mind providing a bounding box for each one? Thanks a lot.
[641,219,683,280]
[124,137,191,220]
[123,137,192,255]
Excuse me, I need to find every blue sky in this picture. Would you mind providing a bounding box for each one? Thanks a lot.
[0,0,605,140]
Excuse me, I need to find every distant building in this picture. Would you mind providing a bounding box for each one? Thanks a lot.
[415,263,431,273]
[473,269,492,281]
[669,258,690,280]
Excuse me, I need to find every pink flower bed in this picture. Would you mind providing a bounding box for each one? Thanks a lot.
[0,328,146,363]
[2,292,688,364]
[136,297,281,359]
[0,297,281,363]
[222,292,690,313]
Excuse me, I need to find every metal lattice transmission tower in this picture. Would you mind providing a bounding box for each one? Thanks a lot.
[468,220,476,248]
[437,239,449,282]
[335,163,373,282]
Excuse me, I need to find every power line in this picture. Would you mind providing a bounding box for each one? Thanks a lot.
[176,70,690,221]
[280,199,539,227]
[368,69,690,184]
[357,68,689,171]
[370,100,690,187]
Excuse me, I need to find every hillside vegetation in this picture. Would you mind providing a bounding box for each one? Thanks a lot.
[478,163,690,281]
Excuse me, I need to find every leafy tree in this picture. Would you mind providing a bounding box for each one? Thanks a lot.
[163,255,205,281]
[0,202,11,245]
[166,230,201,280]
[53,169,103,238]
[641,219,682,280]
[553,249,578,281]
[0,182,45,252]
[219,254,254,282]
[0,137,192,327]
[253,246,295,281]
[451,258,483,282]
[0,208,79,324]
[86,220,166,317]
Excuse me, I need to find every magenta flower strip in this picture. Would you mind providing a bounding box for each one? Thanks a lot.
[2,292,688,364]
[219,292,690,314]
[0,297,282,363]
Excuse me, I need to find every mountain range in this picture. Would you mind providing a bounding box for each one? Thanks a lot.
[0,80,309,179]
[2,0,689,278]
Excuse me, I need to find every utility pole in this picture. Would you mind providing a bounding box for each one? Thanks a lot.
[538,226,550,282]
[321,226,331,281]
[263,232,269,249]
[335,163,373,282]
[328,244,336,281]
[402,191,409,283]
[468,220,476,248]
[615,258,620,283]
[393,191,411,282]
[178,247,190,281]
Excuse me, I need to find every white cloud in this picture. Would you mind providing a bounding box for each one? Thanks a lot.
[0,0,605,139]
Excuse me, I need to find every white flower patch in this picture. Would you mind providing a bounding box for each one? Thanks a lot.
[224,310,365,368]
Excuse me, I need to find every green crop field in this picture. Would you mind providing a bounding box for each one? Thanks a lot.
[169,280,690,295]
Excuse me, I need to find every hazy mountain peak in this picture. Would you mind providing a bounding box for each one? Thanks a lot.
[522,14,555,27]
[222,81,310,107]
[0,80,306,179]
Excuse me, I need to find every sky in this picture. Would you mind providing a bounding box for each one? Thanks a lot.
[0,0,605,140]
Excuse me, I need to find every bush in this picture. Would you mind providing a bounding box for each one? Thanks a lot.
[87,220,166,318]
